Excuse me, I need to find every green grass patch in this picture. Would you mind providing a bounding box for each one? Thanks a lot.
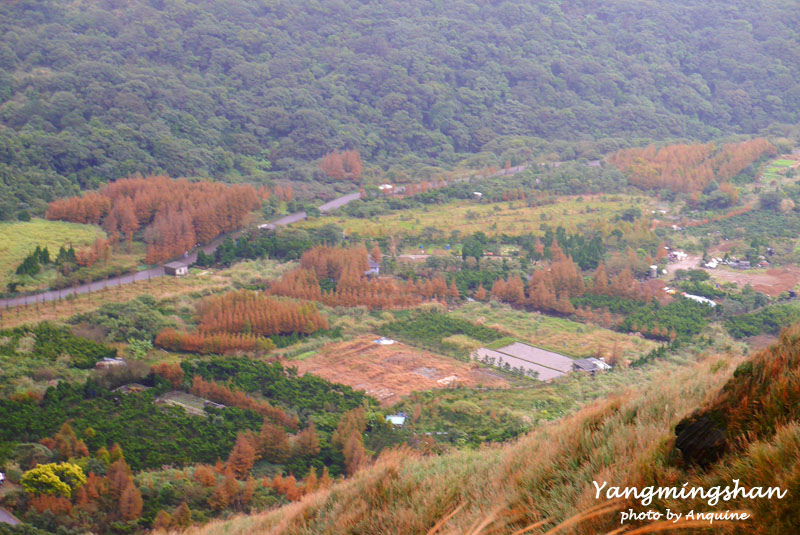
[0,218,106,286]
[484,336,519,350]
[770,159,796,167]
[298,195,651,238]
[291,350,317,361]
[380,310,504,359]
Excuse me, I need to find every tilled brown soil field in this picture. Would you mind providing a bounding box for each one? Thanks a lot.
[292,337,508,405]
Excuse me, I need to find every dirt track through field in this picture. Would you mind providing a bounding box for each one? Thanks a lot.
[293,337,508,405]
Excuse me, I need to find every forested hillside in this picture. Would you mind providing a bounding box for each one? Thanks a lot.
[2,0,800,216]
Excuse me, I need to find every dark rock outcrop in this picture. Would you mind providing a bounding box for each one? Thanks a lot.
[674,412,727,467]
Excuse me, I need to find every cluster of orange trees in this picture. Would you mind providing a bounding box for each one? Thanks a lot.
[152,438,330,530]
[297,243,371,280]
[267,245,459,310]
[195,290,328,336]
[609,138,775,193]
[154,329,274,355]
[489,244,660,315]
[210,421,330,503]
[46,176,261,263]
[258,184,294,202]
[31,427,144,523]
[319,149,363,181]
[73,237,112,268]
[155,291,328,354]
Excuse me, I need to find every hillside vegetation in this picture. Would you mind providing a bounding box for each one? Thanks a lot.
[3,0,800,214]
[171,326,800,535]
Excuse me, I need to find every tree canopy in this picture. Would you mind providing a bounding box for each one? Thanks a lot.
[2,0,800,216]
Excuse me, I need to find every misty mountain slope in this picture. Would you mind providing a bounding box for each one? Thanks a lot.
[2,0,800,214]
[170,326,800,535]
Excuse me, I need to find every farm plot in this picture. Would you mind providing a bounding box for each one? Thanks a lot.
[711,265,800,296]
[292,337,508,405]
[450,302,658,360]
[760,157,799,182]
[738,155,800,192]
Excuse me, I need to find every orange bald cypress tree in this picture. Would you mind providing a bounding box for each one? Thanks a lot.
[319,151,345,180]
[341,149,363,181]
[119,481,143,521]
[227,433,257,478]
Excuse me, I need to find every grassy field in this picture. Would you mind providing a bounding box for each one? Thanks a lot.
[770,159,797,167]
[757,156,798,185]
[0,218,107,286]
[450,301,658,361]
[218,258,298,289]
[299,194,652,238]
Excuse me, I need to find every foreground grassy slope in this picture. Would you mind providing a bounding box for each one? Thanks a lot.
[172,326,800,535]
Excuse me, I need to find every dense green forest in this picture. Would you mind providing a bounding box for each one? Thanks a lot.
[2,0,800,217]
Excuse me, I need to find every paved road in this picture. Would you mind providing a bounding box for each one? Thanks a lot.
[1,192,362,310]
[0,224,251,309]
[319,191,361,213]
[258,211,308,231]
[0,507,19,525]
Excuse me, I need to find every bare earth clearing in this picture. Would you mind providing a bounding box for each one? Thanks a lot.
[665,254,800,296]
[292,337,508,405]
[712,266,800,296]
